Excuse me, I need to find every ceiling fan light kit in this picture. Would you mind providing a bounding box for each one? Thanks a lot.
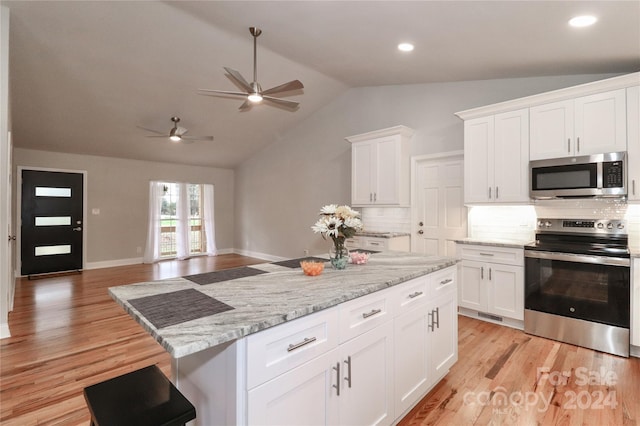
[198,26,304,110]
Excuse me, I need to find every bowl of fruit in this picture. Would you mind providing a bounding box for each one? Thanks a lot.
[300,260,325,276]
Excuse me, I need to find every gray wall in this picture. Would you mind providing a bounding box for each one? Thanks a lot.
[13,148,235,265]
[235,73,619,258]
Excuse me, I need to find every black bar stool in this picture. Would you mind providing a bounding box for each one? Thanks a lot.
[83,364,196,426]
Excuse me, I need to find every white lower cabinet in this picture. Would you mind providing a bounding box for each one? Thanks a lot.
[632,258,640,348]
[246,265,458,425]
[457,244,524,324]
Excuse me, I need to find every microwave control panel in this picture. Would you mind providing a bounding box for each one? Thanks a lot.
[603,161,624,188]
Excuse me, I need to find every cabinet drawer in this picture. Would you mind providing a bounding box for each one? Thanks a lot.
[339,288,393,343]
[457,244,524,266]
[346,237,362,249]
[246,307,338,389]
[393,275,429,313]
[429,266,457,299]
[363,237,387,251]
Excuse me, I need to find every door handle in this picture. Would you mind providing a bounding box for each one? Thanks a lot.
[418,221,424,226]
[73,227,82,231]
[8,235,16,241]
[418,230,424,235]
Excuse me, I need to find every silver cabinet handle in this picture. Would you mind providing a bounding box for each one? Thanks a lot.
[489,267,492,281]
[344,356,352,388]
[408,291,423,298]
[362,308,382,319]
[481,266,484,279]
[369,242,381,246]
[332,362,341,396]
[374,193,377,202]
[633,180,636,196]
[72,227,82,231]
[496,186,499,199]
[287,336,316,352]
[577,137,580,152]
[439,278,453,286]
[488,187,492,199]
[434,307,440,329]
[568,138,571,153]
[479,252,494,257]
[428,311,434,332]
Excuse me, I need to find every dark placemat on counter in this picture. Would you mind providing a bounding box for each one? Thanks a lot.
[272,257,327,268]
[184,266,268,285]
[350,249,380,254]
[128,288,234,329]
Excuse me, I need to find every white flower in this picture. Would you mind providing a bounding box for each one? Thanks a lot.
[320,204,338,215]
[325,216,343,237]
[336,205,360,219]
[311,218,329,234]
[343,217,363,230]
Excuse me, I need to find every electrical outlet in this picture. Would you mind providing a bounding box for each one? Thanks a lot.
[136,246,142,254]
[303,249,309,256]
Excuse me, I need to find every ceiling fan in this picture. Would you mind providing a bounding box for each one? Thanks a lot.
[137,117,214,143]
[198,27,304,111]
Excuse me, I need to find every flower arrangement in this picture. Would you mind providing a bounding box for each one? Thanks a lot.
[312,204,363,268]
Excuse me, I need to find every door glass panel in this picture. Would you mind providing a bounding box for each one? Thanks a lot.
[35,187,72,197]
[35,245,72,256]
[35,216,72,226]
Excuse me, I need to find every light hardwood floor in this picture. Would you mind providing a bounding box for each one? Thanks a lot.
[1,255,639,425]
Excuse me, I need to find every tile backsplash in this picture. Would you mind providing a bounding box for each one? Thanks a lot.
[468,206,537,242]
[360,207,411,233]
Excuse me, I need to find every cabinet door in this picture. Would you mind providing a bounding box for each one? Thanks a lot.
[394,306,429,416]
[626,86,640,201]
[352,141,375,205]
[374,136,401,204]
[459,260,487,311]
[632,258,640,347]
[487,263,524,320]
[530,99,574,160]
[493,109,529,202]
[339,321,394,426]
[429,293,458,381]
[247,349,339,426]
[574,89,627,156]
[464,116,493,203]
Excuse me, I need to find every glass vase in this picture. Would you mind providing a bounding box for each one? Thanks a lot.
[329,240,349,270]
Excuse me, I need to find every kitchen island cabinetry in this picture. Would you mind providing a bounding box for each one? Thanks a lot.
[463,109,529,204]
[109,252,458,425]
[529,89,627,161]
[456,243,524,328]
[346,125,414,207]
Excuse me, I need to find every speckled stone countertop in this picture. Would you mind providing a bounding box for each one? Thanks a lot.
[109,251,457,359]
[455,238,532,249]
[355,231,410,238]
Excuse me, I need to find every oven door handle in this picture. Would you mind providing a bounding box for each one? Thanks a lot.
[524,250,629,267]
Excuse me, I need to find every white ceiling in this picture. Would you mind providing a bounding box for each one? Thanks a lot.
[5,1,640,168]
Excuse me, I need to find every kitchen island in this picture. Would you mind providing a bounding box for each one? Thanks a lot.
[110,251,458,425]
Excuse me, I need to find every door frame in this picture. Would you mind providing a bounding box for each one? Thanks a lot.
[16,166,88,276]
[410,150,465,253]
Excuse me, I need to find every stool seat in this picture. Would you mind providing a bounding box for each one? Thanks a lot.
[83,365,196,426]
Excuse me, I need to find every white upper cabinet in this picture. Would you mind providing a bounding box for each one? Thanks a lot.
[347,126,414,207]
[627,86,640,201]
[530,89,627,160]
[463,109,529,204]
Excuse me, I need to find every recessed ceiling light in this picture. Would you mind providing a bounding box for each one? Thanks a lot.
[398,43,414,52]
[569,15,597,27]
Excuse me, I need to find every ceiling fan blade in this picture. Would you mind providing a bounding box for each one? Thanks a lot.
[182,135,214,141]
[224,67,253,93]
[239,100,252,111]
[176,126,188,136]
[137,126,166,135]
[262,96,300,109]
[145,135,170,138]
[262,80,304,96]
[198,88,249,97]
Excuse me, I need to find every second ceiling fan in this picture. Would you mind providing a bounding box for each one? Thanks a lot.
[198,27,304,111]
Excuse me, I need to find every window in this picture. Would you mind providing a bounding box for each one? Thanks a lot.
[159,183,206,257]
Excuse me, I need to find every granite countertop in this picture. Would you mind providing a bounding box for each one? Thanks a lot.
[355,231,411,238]
[455,238,533,249]
[109,251,457,359]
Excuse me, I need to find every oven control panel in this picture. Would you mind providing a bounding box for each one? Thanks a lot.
[536,218,627,235]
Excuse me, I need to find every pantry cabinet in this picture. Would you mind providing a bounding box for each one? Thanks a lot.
[463,109,529,204]
[627,86,640,201]
[530,89,627,161]
[347,126,414,206]
[457,244,524,324]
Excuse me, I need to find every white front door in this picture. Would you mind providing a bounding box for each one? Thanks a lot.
[412,153,467,256]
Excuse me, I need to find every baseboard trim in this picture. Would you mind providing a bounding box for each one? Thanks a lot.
[233,248,286,262]
[458,307,524,330]
[0,322,11,339]
[86,257,143,270]
[631,345,639,358]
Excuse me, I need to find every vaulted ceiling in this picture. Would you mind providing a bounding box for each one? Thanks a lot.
[5,1,640,168]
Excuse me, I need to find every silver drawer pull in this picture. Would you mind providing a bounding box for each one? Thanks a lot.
[439,278,453,286]
[479,252,494,257]
[369,242,381,246]
[287,336,317,352]
[408,291,423,299]
[362,308,382,319]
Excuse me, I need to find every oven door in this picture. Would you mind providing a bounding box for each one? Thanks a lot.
[524,251,630,328]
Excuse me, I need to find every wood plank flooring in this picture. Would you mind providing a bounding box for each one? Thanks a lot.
[1,255,639,425]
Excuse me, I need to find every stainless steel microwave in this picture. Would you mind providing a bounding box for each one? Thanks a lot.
[530,152,626,199]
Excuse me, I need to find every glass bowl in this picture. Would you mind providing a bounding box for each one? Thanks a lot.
[300,260,325,276]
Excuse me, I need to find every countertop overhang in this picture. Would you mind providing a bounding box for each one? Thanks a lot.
[109,251,457,358]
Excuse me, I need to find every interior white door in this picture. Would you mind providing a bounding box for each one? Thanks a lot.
[413,154,466,256]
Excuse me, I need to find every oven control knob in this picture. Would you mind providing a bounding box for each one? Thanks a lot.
[597,222,604,229]
[570,307,576,313]
[606,223,613,229]
[544,221,552,228]
[617,223,625,230]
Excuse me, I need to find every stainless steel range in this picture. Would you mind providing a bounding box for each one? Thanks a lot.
[524,218,631,357]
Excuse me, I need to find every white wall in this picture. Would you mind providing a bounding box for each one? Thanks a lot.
[235,73,620,259]
[12,149,235,269]
[1,6,11,338]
